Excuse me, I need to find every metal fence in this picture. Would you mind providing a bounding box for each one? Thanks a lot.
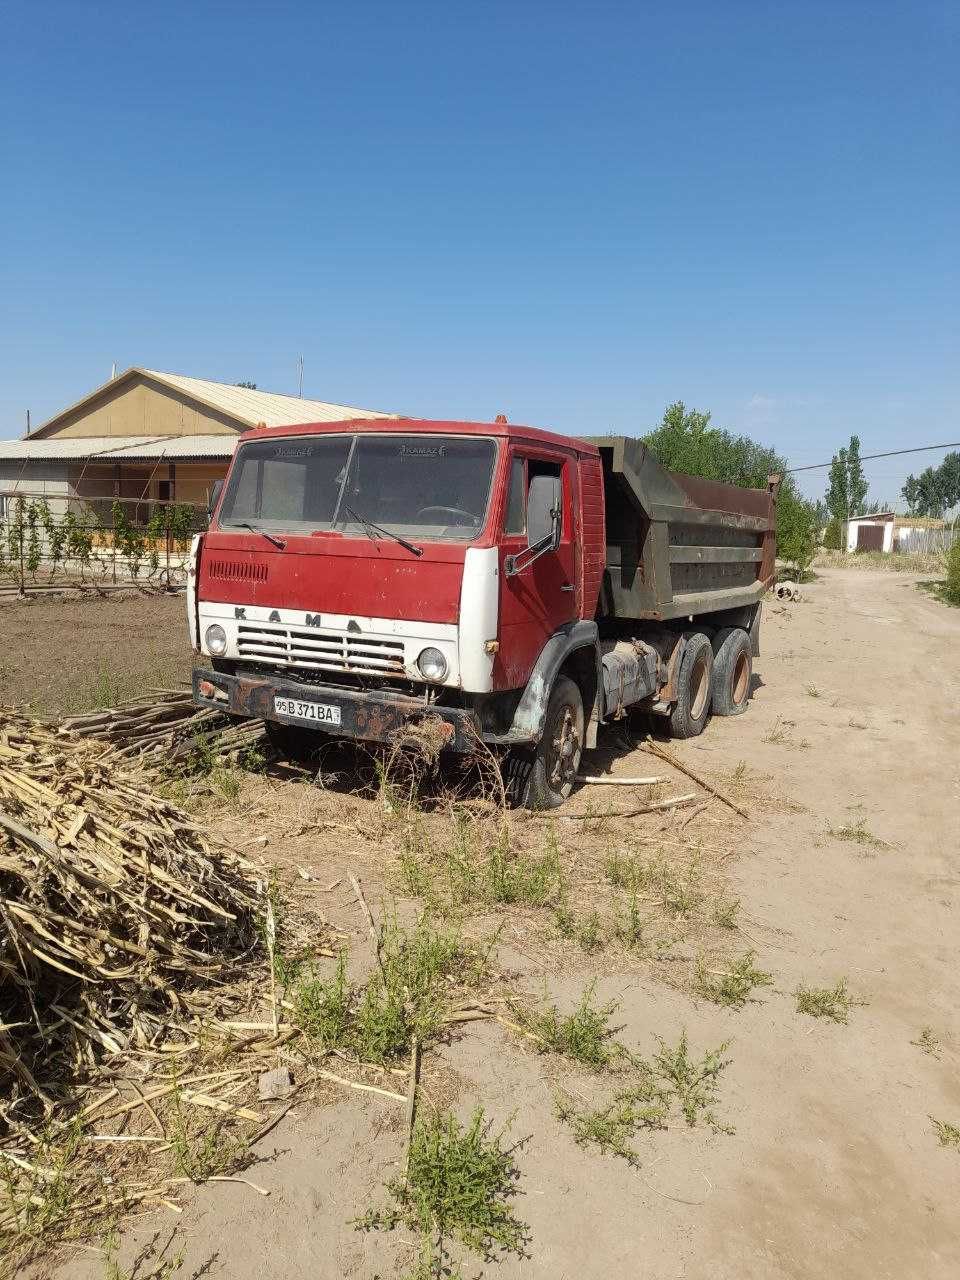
[0,492,207,595]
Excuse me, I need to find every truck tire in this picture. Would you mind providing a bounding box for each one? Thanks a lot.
[517,676,584,810]
[711,627,752,716]
[668,633,713,739]
[265,720,326,761]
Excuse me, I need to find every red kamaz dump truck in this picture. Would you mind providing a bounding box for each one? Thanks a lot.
[189,418,777,807]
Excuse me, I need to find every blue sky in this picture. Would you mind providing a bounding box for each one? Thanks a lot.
[1,1,956,503]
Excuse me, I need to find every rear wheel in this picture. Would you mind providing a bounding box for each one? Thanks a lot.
[668,633,714,739]
[711,627,753,716]
[517,676,584,809]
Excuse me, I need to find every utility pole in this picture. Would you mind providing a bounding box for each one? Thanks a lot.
[297,355,304,398]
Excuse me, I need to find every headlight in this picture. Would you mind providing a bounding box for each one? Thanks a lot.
[205,624,228,656]
[417,646,448,681]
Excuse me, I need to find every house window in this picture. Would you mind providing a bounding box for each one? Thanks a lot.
[157,481,172,502]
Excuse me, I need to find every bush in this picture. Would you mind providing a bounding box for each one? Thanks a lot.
[945,537,960,605]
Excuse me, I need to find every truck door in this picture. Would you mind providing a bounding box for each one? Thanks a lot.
[497,451,578,689]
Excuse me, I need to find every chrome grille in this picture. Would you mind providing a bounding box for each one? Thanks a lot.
[236,623,405,676]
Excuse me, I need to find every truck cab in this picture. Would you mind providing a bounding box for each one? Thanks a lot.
[189,419,606,806]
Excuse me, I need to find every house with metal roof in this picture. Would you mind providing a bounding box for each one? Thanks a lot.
[0,367,396,518]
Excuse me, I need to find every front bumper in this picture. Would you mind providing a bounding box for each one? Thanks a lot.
[193,668,482,753]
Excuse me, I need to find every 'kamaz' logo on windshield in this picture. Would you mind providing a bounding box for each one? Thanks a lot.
[400,443,445,458]
[274,446,312,457]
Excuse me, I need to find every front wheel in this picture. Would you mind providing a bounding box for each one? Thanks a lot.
[516,675,584,809]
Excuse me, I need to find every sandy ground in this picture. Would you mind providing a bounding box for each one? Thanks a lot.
[44,568,960,1279]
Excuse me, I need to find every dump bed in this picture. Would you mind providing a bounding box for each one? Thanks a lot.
[583,436,778,622]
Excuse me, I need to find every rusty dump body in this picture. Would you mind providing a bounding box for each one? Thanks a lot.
[584,436,778,623]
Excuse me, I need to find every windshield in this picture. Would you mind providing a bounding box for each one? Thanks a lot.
[218,434,497,541]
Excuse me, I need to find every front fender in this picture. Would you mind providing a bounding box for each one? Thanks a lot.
[485,621,599,745]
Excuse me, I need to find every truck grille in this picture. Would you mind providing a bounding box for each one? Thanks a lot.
[236,623,406,676]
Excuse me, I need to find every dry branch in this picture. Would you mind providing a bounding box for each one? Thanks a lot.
[642,738,750,820]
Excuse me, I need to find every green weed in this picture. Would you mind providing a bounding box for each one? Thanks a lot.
[711,897,741,930]
[695,950,773,1010]
[356,1107,528,1274]
[828,818,888,850]
[167,1089,247,1183]
[557,1031,733,1164]
[805,684,821,698]
[101,1229,186,1280]
[512,983,626,1069]
[794,978,865,1024]
[931,1118,960,1150]
[288,916,487,1064]
[613,893,649,950]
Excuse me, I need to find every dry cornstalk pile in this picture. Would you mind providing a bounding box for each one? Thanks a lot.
[60,688,266,767]
[0,711,263,1124]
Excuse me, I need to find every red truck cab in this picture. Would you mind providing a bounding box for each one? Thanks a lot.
[190,419,606,806]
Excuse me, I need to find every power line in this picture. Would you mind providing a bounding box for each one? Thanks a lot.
[786,441,960,474]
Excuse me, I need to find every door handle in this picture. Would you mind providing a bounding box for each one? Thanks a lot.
[560,583,575,592]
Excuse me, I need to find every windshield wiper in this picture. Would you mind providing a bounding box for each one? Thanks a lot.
[236,522,286,550]
[342,504,422,557]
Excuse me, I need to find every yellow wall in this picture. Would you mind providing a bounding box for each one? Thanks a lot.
[35,373,244,438]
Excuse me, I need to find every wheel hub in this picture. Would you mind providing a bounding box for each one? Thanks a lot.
[549,706,581,788]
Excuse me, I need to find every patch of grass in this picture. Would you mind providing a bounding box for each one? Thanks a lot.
[931,1118,960,1150]
[603,850,703,919]
[356,1107,528,1275]
[613,893,650,950]
[511,982,626,1069]
[711,896,741,930]
[399,821,564,914]
[805,684,821,698]
[828,818,888,850]
[166,1088,248,1183]
[0,1118,84,1250]
[557,1031,733,1165]
[288,915,488,1064]
[763,716,809,748]
[911,1027,942,1058]
[794,978,865,1024]
[102,1229,186,1280]
[695,950,774,1010]
[553,905,605,952]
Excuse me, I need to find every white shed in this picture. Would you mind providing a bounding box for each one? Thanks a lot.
[845,512,896,553]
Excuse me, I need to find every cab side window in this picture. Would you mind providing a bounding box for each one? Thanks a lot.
[504,456,526,535]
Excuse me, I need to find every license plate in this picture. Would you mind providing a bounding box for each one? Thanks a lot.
[273,696,342,726]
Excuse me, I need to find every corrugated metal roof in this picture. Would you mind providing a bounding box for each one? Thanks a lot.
[0,435,239,462]
[22,366,398,440]
[140,370,397,428]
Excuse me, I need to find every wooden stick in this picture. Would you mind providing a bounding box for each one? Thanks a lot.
[643,738,750,820]
[403,1038,421,1184]
[316,1069,406,1103]
[561,793,697,820]
[577,775,664,786]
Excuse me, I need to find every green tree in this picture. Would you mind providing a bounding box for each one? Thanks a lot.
[903,452,960,518]
[826,436,870,525]
[235,381,257,390]
[846,436,868,516]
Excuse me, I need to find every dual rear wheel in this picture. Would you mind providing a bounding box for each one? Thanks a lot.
[668,627,753,738]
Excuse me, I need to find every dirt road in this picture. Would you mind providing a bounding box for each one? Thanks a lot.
[59,568,960,1280]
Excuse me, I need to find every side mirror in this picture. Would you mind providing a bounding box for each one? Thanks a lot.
[208,479,224,523]
[505,474,561,576]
